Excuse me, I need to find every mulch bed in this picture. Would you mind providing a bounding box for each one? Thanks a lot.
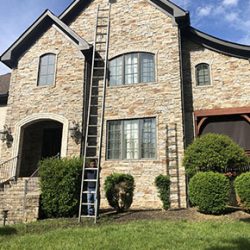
[100,207,250,223]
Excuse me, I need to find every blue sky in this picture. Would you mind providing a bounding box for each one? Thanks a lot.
[1,0,250,74]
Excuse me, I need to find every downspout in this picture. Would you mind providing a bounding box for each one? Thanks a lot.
[177,25,189,208]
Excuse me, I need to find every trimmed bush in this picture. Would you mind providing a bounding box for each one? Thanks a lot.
[104,173,135,212]
[235,172,250,211]
[183,133,249,178]
[189,172,230,214]
[39,157,83,218]
[155,175,171,210]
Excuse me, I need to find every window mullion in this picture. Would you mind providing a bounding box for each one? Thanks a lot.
[138,53,140,84]
[121,121,124,159]
[139,119,142,159]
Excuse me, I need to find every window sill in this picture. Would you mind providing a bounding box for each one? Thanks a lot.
[108,82,157,89]
[195,84,213,88]
[105,158,157,162]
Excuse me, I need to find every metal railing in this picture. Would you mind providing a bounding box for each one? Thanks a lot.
[0,155,19,184]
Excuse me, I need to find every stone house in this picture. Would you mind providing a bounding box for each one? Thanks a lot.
[0,0,249,223]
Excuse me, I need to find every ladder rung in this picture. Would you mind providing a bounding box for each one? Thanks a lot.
[99,8,109,11]
[82,202,95,205]
[87,145,98,148]
[91,95,103,98]
[90,105,102,107]
[84,168,98,171]
[96,33,107,35]
[98,16,108,19]
[94,58,103,61]
[96,49,106,52]
[84,179,97,182]
[82,191,96,194]
[87,135,98,137]
[97,25,107,28]
[81,215,95,218]
[96,41,106,44]
[93,76,104,79]
[85,156,98,159]
[94,67,105,70]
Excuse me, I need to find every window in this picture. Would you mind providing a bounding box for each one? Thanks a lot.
[38,53,56,86]
[195,63,211,86]
[109,52,155,86]
[107,118,156,160]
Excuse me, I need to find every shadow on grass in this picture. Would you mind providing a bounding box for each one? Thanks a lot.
[0,226,17,236]
[206,237,250,250]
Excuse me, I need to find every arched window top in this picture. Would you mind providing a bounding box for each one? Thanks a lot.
[38,53,56,86]
[195,63,211,86]
[109,52,155,86]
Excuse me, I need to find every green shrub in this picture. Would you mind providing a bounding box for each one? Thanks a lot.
[155,175,171,210]
[39,157,83,218]
[235,172,250,211]
[189,172,230,214]
[104,173,135,212]
[183,133,249,178]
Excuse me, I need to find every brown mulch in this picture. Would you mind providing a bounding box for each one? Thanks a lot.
[100,207,250,223]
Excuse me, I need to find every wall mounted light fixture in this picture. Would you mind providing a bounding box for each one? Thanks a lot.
[0,125,13,148]
[69,121,82,144]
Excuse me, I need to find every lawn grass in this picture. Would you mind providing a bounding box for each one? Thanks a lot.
[0,218,250,250]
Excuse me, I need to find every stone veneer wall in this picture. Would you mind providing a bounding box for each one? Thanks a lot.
[1,26,86,163]
[182,38,250,144]
[0,106,7,159]
[69,0,187,209]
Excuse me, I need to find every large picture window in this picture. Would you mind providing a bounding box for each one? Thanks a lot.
[107,118,156,160]
[109,52,155,86]
[195,63,211,86]
[38,53,56,86]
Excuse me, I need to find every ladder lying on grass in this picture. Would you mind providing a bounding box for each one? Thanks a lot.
[78,4,111,223]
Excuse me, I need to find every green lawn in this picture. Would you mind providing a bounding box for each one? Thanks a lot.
[0,218,250,250]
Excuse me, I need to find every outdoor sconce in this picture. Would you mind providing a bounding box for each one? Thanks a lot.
[0,125,13,148]
[69,121,82,144]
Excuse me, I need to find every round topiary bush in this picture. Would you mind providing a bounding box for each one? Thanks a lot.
[104,173,135,212]
[235,172,250,211]
[189,172,230,214]
[155,175,171,210]
[183,133,249,178]
[39,157,83,218]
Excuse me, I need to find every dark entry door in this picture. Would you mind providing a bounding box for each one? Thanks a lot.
[41,128,62,159]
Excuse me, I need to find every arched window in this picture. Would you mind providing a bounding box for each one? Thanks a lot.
[109,52,155,86]
[195,63,211,86]
[38,53,56,86]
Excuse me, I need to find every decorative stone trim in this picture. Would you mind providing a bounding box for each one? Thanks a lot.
[12,113,69,175]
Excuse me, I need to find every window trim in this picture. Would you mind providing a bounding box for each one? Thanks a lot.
[106,117,157,161]
[37,53,57,87]
[108,52,156,87]
[195,63,211,87]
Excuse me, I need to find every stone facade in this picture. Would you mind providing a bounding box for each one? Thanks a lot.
[1,0,250,223]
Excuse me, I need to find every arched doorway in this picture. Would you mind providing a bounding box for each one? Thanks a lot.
[19,120,63,177]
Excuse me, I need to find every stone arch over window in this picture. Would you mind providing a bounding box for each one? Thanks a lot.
[109,52,155,86]
[195,63,211,86]
[37,53,57,86]
[12,113,69,161]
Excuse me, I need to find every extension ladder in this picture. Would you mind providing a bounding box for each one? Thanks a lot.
[78,4,111,223]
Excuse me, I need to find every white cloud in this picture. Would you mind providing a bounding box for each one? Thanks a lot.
[222,0,239,6]
[225,12,239,22]
[197,5,213,17]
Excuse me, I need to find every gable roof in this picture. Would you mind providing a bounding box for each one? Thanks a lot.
[0,10,91,69]
[59,0,190,26]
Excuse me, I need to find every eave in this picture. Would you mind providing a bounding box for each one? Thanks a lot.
[184,27,250,60]
[0,10,91,69]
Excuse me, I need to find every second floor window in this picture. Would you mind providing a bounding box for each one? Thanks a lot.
[38,53,56,86]
[109,52,155,86]
[196,63,211,86]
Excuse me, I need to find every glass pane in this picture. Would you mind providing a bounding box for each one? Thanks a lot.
[125,54,138,84]
[107,121,121,159]
[38,75,47,86]
[48,54,56,65]
[47,64,55,75]
[124,120,139,159]
[40,65,47,76]
[109,56,123,86]
[142,118,156,158]
[40,55,49,66]
[141,53,155,83]
[46,74,54,85]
